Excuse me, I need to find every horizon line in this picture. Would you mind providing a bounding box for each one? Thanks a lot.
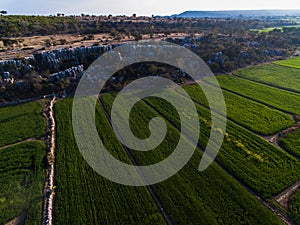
[3,8,300,17]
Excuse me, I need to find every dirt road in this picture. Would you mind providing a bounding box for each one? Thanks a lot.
[42,97,56,225]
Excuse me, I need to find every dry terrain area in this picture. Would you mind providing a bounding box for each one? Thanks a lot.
[0,32,193,60]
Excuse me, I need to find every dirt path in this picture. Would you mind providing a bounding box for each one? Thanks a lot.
[263,115,300,156]
[98,99,173,225]
[1,96,56,225]
[4,211,27,225]
[275,181,300,210]
[263,117,300,211]
[0,137,37,151]
[42,97,56,225]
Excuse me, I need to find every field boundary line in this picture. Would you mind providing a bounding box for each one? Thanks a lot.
[230,74,300,95]
[0,137,38,151]
[272,62,300,71]
[203,79,297,116]
[98,98,172,225]
[175,85,277,136]
[4,211,27,225]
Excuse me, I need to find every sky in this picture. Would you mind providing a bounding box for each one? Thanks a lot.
[1,0,300,16]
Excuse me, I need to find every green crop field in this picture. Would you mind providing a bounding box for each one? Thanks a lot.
[100,93,283,224]
[0,101,46,147]
[182,84,293,135]
[273,57,300,69]
[289,190,300,225]
[234,64,300,93]
[252,25,300,33]
[53,98,166,225]
[144,91,300,199]
[279,129,300,158]
[3,15,300,225]
[205,75,300,115]
[0,141,46,225]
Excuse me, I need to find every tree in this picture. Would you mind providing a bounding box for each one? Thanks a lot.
[149,64,158,75]
[110,28,119,38]
[59,77,70,90]
[0,10,7,16]
[125,29,131,38]
[133,32,142,41]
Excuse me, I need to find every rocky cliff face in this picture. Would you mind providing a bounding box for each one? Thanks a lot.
[0,58,33,78]
[0,44,121,80]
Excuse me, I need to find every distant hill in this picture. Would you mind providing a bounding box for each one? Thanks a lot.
[172,10,300,18]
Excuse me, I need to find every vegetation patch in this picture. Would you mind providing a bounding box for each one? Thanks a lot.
[289,189,300,225]
[101,93,283,224]
[144,92,300,199]
[279,129,300,158]
[205,75,300,115]
[53,98,165,225]
[182,83,293,135]
[234,64,300,93]
[253,25,300,33]
[273,57,300,69]
[0,141,46,225]
[0,101,46,147]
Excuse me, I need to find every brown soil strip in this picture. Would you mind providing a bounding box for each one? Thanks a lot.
[4,211,27,225]
[275,181,300,210]
[0,138,37,151]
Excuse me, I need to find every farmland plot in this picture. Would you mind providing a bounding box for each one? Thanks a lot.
[182,84,293,135]
[234,64,300,93]
[205,75,300,115]
[0,101,46,147]
[289,189,300,225]
[0,141,46,225]
[100,93,283,224]
[53,98,166,225]
[144,91,300,199]
[273,57,300,69]
[279,129,300,158]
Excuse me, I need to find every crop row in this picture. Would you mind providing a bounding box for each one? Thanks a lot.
[205,75,300,115]
[0,100,46,147]
[53,98,166,225]
[182,83,293,135]
[143,90,300,199]
[279,129,300,158]
[100,93,282,224]
[0,141,46,225]
[234,64,300,93]
[273,57,300,69]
